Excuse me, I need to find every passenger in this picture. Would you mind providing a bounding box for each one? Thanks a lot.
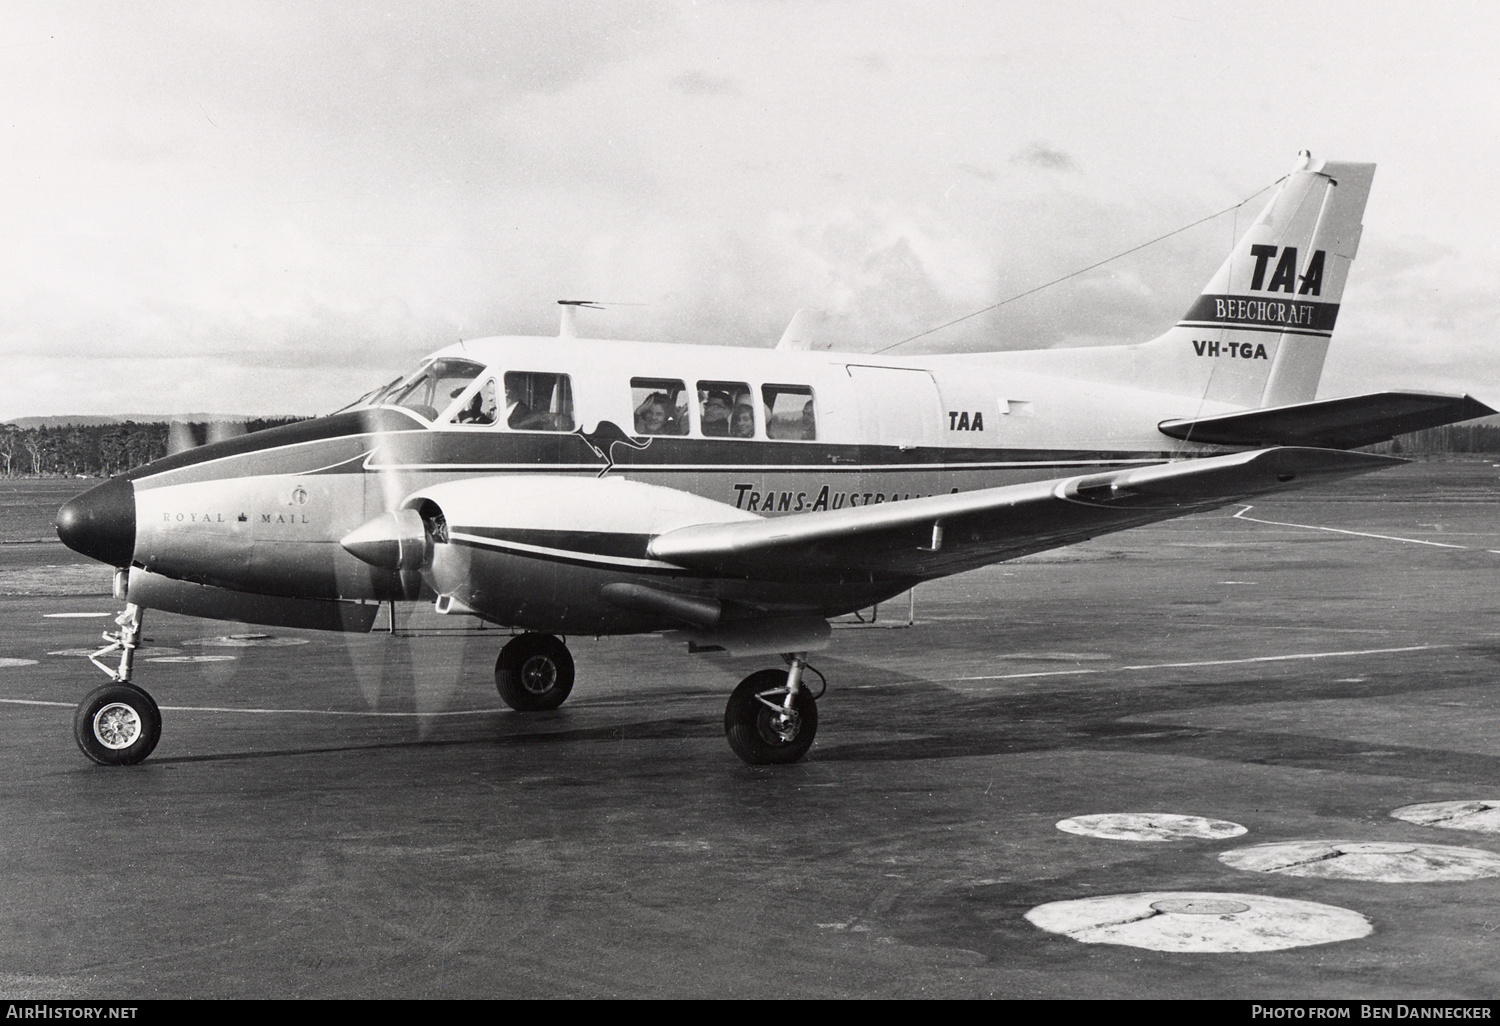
[765,405,791,439]
[798,399,816,440]
[634,393,672,435]
[730,402,755,438]
[700,391,732,437]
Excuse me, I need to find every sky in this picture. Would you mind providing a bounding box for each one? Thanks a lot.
[2,0,1497,418]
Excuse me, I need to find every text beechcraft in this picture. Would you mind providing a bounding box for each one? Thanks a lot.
[55,153,1494,767]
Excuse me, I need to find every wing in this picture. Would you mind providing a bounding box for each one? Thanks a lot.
[647,447,1403,582]
[1157,391,1494,449]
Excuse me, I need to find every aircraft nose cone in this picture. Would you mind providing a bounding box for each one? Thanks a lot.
[56,477,136,567]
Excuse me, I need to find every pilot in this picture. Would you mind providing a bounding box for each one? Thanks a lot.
[634,393,672,435]
[505,382,542,429]
[456,381,497,425]
[700,391,733,437]
[730,401,755,438]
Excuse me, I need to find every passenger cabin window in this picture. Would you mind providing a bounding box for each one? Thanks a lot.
[504,371,575,431]
[630,378,689,435]
[449,378,498,426]
[386,358,487,422]
[697,381,754,438]
[762,384,816,440]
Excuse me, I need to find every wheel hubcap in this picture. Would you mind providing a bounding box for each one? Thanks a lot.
[767,708,801,742]
[93,702,142,749]
[519,656,557,695]
[753,691,801,743]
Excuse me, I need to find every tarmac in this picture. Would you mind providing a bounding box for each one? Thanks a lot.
[2,462,1499,999]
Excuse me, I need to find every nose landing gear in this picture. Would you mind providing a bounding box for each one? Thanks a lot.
[75,602,162,766]
[75,682,161,766]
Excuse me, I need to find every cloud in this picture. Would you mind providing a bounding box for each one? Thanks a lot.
[1319,234,1500,400]
[1009,142,1077,173]
[668,70,738,95]
[3,3,1499,418]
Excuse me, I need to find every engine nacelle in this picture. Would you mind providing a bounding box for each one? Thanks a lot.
[398,475,757,632]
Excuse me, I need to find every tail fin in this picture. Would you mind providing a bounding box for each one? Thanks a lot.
[1001,153,1375,410]
[1157,152,1375,408]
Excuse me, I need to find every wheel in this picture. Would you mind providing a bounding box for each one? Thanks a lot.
[724,669,818,765]
[74,683,162,766]
[495,633,575,711]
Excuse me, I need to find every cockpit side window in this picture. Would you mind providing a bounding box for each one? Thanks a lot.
[762,384,816,440]
[503,371,575,431]
[630,378,689,436]
[697,380,754,438]
[384,358,487,422]
[449,378,498,426]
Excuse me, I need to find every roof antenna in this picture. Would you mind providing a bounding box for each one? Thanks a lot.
[557,300,602,339]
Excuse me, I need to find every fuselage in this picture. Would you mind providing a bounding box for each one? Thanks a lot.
[58,334,1243,632]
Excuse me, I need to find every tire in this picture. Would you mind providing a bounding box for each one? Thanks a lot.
[724,669,818,765]
[495,633,575,711]
[74,683,162,766]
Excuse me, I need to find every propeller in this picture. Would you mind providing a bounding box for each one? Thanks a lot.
[166,418,248,455]
[332,383,472,732]
[166,420,197,455]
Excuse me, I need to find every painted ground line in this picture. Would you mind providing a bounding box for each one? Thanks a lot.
[1232,504,1477,549]
[0,698,505,718]
[930,644,1442,684]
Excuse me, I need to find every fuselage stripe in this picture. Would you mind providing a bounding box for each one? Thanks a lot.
[448,531,681,572]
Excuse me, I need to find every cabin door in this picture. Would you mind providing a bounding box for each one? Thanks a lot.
[845,365,943,446]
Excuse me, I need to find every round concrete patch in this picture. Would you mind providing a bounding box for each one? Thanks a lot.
[1056,813,1247,842]
[1391,801,1500,835]
[48,647,183,658]
[186,634,309,648]
[146,655,237,663]
[1025,891,1371,952]
[1220,840,1500,881]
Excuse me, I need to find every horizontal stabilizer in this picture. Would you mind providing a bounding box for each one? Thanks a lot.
[647,447,1403,583]
[1158,391,1496,449]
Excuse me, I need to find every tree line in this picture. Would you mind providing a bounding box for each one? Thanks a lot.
[1367,422,1500,456]
[0,416,1495,479]
[0,419,307,478]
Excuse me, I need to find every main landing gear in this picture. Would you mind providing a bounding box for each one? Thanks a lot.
[69,606,824,766]
[75,603,162,766]
[493,635,823,765]
[495,632,575,712]
[724,654,822,765]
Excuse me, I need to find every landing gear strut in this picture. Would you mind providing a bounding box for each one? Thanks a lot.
[495,632,575,711]
[724,653,820,765]
[75,603,162,766]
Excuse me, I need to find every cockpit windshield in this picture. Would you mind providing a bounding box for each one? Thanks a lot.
[350,358,487,422]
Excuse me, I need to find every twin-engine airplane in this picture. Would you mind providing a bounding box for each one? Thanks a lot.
[56,152,1494,767]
